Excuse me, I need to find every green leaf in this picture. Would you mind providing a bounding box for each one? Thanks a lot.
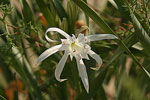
[72,0,114,34]
[67,1,79,34]
[54,0,68,20]
[72,0,150,77]
[0,95,6,100]
[83,0,89,26]
[0,38,43,99]
[35,0,55,26]
[76,33,138,100]
[117,74,147,100]
[134,12,150,34]
[19,0,34,23]
[76,66,109,100]
[11,47,43,100]
[73,0,150,99]
[130,11,150,57]
[115,0,150,57]
[114,0,130,20]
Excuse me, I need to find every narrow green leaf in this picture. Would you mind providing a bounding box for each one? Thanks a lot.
[72,0,150,78]
[36,0,55,26]
[108,0,118,9]
[11,47,43,100]
[19,0,34,23]
[83,0,89,26]
[134,12,150,34]
[76,33,138,100]
[72,0,114,34]
[67,1,79,34]
[114,0,150,56]
[119,74,147,100]
[130,11,150,57]
[0,95,6,100]
[114,0,130,20]
[0,38,43,99]
[73,0,150,99]
[54,0,68,20]
[76,66,109,100]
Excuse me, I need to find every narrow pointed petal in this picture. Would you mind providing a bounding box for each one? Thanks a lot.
[69,54,73,61]
[83,54,89,60]
[55,52,68,82]
[88,50,102,70]
[86,34,118,42]
[45,27,71,42]
[72,34,76,40]
[37,44,62,64]
[77,33,89,43]
[81,52,89,60]
[76,56,89,93]
[77,33,84,42]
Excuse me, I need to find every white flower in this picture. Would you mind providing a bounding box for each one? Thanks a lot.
[37,27,118,93]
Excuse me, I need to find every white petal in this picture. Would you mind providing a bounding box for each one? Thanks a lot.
[85,55,90,60]
[77,33,84,42]
[72,34,76,40]
[88,50,102,70]
[45,27,71,42]
[37,44,62,64]
[76,56,89,93]
[77,33,89,43]
[69,54,73,61]
[81,54,89,60]
[59,39,70,51]
[86,34,118,42]
[55,52,68,82]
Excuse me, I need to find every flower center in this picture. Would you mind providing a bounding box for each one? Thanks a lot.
[70,41,82,53]
[71,42,76,49]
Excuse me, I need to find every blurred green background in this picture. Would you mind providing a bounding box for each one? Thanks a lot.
[0,0,150,100]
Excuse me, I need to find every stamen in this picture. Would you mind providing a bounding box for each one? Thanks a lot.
[73,50,76,52]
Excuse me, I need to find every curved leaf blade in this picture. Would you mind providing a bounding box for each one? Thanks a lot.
[54,0,68,20]
[19,0,34,23]
[36,0,55,26]
[130,11,150,57]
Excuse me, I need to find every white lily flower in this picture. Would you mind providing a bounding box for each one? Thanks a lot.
[37,27,118,93]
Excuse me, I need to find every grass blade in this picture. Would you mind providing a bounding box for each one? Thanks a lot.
[72,0,114,34]
[130,10,150,57]
[115,0,150,56]
[73,0,150,99]
[76,33,138,100]
[54,0,68,20]
[0,95,6,100]
[35,0,55,26]
[19,0,34,23]
[72,0,150,77]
